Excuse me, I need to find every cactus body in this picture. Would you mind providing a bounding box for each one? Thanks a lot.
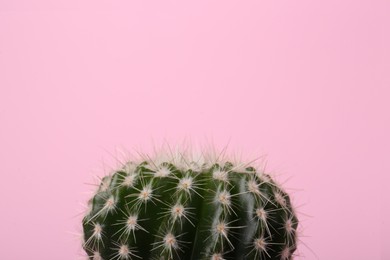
[82,154,298,260]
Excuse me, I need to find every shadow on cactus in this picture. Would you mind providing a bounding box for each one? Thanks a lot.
[82,149,299,260]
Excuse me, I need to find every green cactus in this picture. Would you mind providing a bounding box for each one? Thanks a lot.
[82,151,298,260]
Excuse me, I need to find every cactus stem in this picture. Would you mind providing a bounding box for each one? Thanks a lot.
[82,147,300,259]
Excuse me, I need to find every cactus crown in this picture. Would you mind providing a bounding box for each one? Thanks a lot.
[82,147,299,260]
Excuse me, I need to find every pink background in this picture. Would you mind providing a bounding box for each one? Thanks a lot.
[0,1,389,259]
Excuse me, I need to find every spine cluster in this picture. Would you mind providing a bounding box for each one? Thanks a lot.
[82,154,298,260]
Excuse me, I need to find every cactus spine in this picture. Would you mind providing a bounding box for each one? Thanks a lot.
[82,151,298,259]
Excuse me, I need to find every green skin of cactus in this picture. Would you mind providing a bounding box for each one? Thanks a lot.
[82,161,298,260]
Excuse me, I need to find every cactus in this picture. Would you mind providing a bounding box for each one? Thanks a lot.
[82,150,299,260]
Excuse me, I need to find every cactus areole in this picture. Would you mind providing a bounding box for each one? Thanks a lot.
[82,152,299,260]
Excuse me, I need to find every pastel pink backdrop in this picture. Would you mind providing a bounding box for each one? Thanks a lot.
[0,1,388,259]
